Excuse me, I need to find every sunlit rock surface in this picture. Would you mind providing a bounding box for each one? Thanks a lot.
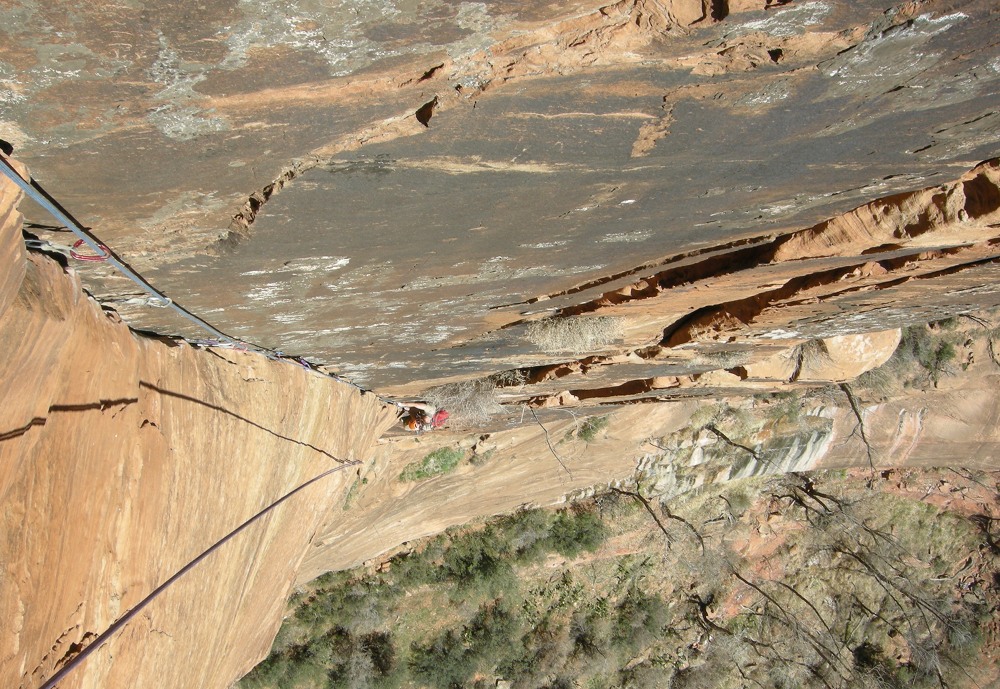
[0,168,397,689]
[1,0,997,396]
[2,1,1000,688]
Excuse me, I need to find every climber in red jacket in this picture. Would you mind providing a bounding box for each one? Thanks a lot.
[400,402,449,432]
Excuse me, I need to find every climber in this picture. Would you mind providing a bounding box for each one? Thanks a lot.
[400,402,449,432]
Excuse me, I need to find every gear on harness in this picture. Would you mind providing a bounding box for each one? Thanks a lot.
[401,403,449,432]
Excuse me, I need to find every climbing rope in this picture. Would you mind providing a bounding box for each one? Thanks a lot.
[69,237,111,262]
[0,154,404,411]
[34,460,360,689]
[0,154,247,345]
[0,156,413,687]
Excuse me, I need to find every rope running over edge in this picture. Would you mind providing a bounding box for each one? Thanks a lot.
[0,154,403,410]
[35,460,360,689]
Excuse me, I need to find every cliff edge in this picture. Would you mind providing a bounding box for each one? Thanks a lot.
[0,160,398,689]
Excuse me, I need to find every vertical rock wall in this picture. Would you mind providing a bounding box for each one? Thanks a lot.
[0,162,398,689]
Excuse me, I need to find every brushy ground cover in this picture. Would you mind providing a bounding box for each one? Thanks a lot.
[424,380,504,427]
[576,416,609,443]
[239,466,999,689]
[524,317,624,353]
[240,506,612,689]
[855,320,965,395]
[398,447,466,482]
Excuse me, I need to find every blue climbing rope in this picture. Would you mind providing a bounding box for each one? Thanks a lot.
[0,154,404,409]
[35,460,360,689]
[0,154,250,347]
[0,156,409,688]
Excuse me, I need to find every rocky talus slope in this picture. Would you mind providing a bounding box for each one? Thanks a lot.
[0,164,397,689]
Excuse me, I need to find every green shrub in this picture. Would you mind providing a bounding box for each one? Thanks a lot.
[240,650,293,689]
[361,631,396,676]
[294,577,399,634]
[342,476,361,511]
[465,599,522,659]
[860,323,963,394]
[441,526,514,591]
[612,588,668,650]
[499,617,574,687]
[898,325,958,385]
[850,641,915,689]
[577,416,610,443]
[569,610,611,658]
[399,447,465,481]
[550,510,606,558]
[409,630,477,689]
[328,631,398,689]
[389,549,440,587]
[469,448,495,466]
[316,628,355,686]
[498,508,553,563]
[761,391,802,424]
[723,487,752,515]
[283,660,329,689]
[312,569,352,589]
[540,677,575,689]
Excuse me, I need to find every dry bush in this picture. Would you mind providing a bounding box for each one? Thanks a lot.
[424,378,503,425]
[791,338,831,378]
[689,402,757,440]
[855,322,967,399]
[693,349,751,369]
[492,369,528,389]
[524,316,624,353]
[853,362,902,400]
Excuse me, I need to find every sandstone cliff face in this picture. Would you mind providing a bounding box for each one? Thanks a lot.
[0,167,398,689]
[8,150,998,687]
[303,323,1000,577]
[3,138,1000,689]
[3,0,998,392]
[1,1,1000,687]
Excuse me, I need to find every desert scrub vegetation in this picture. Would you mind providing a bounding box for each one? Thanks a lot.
[524,316,624,353]
[856,320,964,396]
[576,415,610,443]
[693,348,751,370]
[240,469,999,689]
[424,378,503,426]
[398,447,465,482]
[688,400,759,440]
[672,471,997,689]
[756,390,803,425]
[895,321,959,385]
[239,505,611,689]
[341,476,363,510]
